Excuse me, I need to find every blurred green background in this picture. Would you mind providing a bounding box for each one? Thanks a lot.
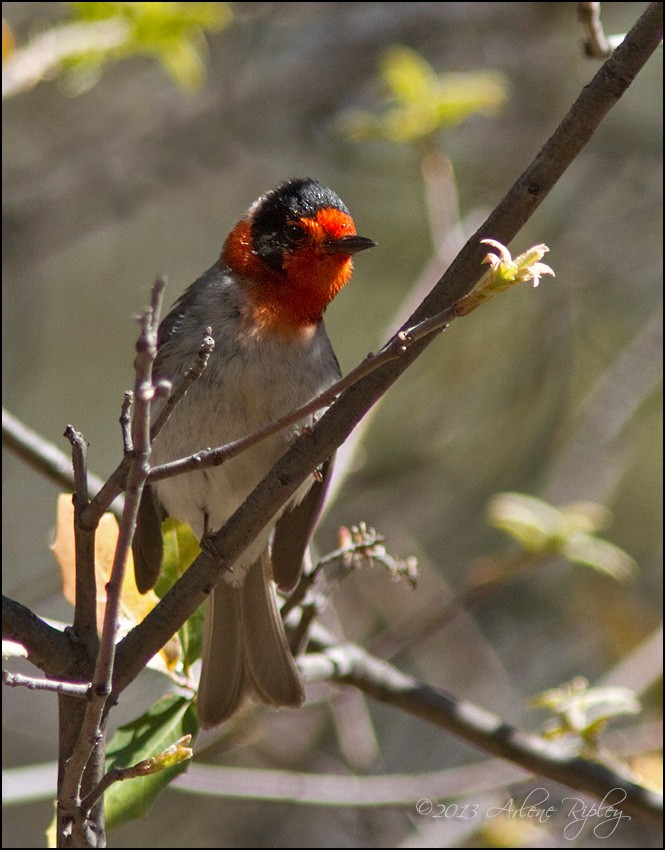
[2,2,662,847]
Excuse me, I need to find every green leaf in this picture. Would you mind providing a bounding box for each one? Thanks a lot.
[104,695,199,831]
[559,500,611,533]
[157,518,204,669]
[531,679,641,745]
[342,46,508,144]
[487,492,565,553]
[156,518,201,596]
[562,533,637,582]
[488,493,637,581]
[156,36,207,91]
[433,71,508,126]
[380,46,440,106]
[65,2,232,90]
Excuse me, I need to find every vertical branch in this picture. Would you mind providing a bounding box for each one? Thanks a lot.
[56,279,165,847]
[58,428,103,848]
[94,284,163,693]
[119,392,134,456]
[420,147,465,265]
[64,426,98,648]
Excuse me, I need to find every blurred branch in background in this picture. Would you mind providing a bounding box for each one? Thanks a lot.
[577,1,626,57]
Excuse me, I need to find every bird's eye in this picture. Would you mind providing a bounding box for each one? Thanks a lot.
[284,224,307,246]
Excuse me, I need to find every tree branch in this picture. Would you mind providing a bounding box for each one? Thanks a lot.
[3,670,91,698]
[299,625,662,827]
[112,1,664,696]
[2,408,108,503]
[149,326,215,443]
[2,595,75,676]
[3,6,661,842]
[75,295,210,532]
[148,307,452,484]
[64,426,98,648]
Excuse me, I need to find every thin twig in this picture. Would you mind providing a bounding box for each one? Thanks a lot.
[2,670,91,698]
[281,528,391,619]
[65,425,89,507]
[150,326,215,442]
[149,307,453,484]
[1,408,107,501]
[2,18,131,99]
[78,306,211,531]
[80,735,193,815]
[80,765,135,815]
[120,392,134,455]
[64,425,98,644]
[1,595,75,675]
[4,5,662,839]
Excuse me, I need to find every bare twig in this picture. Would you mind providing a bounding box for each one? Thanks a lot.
[3,5,662,841]
[2,18,131,100]
[3,670,90,698]
[78,460,130,531]
[175,758,527,806]
[64,426,98,646]
[80,765,141,815]
[150,326,215,442]
[120,392,134,455]
[2,408,108,502]
[65,426,89,508]
[174,723,661,808]
[280,530,384,619]
[78,299,211,532]
[80,735,193,816]
[149,307,453,484]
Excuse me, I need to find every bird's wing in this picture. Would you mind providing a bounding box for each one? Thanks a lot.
[270,456,335,593]
[133,483,166,593]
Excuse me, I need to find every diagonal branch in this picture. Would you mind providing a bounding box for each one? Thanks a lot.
[300,624,663,826]
[148,307,453,484]
[112,1,664,696]
[1,408,108,504]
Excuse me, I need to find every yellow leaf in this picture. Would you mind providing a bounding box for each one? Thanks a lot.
[2,17,16,62]
[630,752,663,792]
[51,494,181,673]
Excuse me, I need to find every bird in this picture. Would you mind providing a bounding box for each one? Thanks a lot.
[132,178,376,727]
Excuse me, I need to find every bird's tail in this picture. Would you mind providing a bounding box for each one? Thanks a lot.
[196,551,305,728]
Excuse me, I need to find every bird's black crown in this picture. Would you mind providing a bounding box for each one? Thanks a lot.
[250,179,349,271]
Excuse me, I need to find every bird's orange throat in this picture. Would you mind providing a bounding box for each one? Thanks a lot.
[221,213,355,337]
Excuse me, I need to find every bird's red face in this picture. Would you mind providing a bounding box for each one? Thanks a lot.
[221,179,375,336]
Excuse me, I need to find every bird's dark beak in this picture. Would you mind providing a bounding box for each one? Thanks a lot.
[323,235,377,256]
